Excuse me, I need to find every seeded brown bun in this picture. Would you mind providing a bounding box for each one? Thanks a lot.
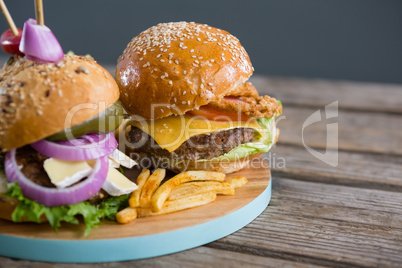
[0,55,120,152]
[116,22,253,120]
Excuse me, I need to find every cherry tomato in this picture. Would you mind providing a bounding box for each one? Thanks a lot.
[188,105,252,122]
[0,28,23,55]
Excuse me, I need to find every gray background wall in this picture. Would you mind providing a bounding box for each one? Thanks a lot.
[1,0,401,83]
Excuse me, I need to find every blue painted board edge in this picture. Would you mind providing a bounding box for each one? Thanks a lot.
[0,178,271,263]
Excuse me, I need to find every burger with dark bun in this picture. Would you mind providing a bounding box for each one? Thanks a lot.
[116,22,282,173]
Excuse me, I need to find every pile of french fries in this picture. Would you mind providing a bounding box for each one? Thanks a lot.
[116,168,248,224]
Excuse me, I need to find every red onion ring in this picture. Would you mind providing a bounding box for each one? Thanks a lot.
[19,18,63,63]
[30,133,117,161]
[5,149,109,207]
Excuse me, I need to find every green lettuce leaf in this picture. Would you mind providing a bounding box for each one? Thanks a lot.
[4,182,129,236]
[198,116,276,162]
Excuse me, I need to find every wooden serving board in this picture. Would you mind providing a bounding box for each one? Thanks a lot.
[0,158,271,263]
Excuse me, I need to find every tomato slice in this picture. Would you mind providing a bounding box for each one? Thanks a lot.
[188,105,252,122]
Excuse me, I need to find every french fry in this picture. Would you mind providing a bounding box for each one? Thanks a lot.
[225,176,248,188]
[138,192,217,217]
[116,207,137,224]
[151,171,226,212]
[129,168,150,208]
[139,168,166,208]
[168,181,234,201]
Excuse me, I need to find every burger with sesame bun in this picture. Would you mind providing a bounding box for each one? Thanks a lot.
[116,22,282,174]
[0,54,138,235]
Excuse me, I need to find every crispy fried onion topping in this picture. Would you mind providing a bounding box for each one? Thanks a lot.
[208,82,282,118]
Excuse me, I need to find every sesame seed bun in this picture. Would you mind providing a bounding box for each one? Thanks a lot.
[0,55,120,151]
[116,22,253,120]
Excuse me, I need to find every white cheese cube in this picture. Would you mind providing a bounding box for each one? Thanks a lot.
[102,168,138,196]
[108,149,137,169]
[109,159,120,168]
[43,158,92,189]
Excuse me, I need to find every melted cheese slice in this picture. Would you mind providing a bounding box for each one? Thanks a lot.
[131,115,264,152]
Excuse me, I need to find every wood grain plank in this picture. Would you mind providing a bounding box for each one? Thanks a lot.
[268,145,402,191]
[276,106,402,155]
[209,177,402,267]
[250,76,402,114]
[0,246,325,268]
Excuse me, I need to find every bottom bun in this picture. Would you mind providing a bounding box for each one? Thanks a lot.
[130,152,263,174]
[0,194,47,222]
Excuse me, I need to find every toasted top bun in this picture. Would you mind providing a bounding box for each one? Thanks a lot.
[0,55,120,151]
[116,22,253,120]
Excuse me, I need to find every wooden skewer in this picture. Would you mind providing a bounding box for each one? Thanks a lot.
[0,0,18,36]
[34,0,44,25]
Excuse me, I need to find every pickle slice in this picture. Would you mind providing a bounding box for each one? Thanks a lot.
[46,101,124,141]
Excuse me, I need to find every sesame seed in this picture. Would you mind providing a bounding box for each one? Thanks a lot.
[183,91,186,95]
[161,108,164,113]
[182,101,187,105]
[175,60,179,64]
[190,49,194,53]
[183,70,187,75]
[188,101,191,105]
[197,38,201,41]
[157,54,161,58]
[161,75,165,79]
[139,57,143,60]
[192,63,198,67]
[198,56,203,59]
[160,59,165,62]
[222,57,225,61]
[208,83,213,86]
[194,60,199,64]
[192,55,197,58]
[200,84,204,89]
[168,81,173,85]
[174,98,177,102]
[165,72,168,77]
[210,59,215,62]
[171,104,176,107]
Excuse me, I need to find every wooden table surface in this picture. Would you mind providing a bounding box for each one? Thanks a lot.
[1,74,401,267]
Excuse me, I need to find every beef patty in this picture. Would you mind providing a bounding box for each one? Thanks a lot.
[127,127,256,161]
